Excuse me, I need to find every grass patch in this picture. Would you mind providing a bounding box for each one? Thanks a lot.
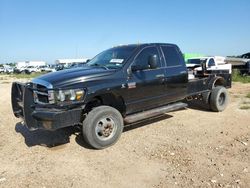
[233,95,241,98]
[240,105,250,110]
[242,101,250,104]
[7,72,46,79]
[232,70,250,83]
[1,81,10,84]
[246,93,250,98]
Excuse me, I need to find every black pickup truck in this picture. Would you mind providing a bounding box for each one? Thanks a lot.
[12,43,231,149]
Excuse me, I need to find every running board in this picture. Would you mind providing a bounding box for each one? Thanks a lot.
[124,102,188,124]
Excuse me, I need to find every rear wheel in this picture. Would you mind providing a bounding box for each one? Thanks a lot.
[202,91,211,104]
[82,105,124,149]
[209,86,229,112]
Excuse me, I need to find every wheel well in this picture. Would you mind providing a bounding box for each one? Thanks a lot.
[213,77,226,88]
[85,93,126,116]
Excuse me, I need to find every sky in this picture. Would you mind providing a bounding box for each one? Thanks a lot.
[0,0,250,64]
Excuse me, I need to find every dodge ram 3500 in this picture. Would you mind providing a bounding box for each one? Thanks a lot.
[11,43,231,149]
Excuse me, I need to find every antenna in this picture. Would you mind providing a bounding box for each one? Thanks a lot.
[75,44,78,58]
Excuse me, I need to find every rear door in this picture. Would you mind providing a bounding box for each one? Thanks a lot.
[160,45,188,102]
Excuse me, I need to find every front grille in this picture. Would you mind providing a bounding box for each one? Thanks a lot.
[36,90,49,103]
[31,79,54,105]
[36,84,47,91]
[33,83,50,104]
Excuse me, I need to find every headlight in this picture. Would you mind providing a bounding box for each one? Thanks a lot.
[51,89,85,104]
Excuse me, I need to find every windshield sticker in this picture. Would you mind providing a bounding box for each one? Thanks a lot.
[110,59,124,64]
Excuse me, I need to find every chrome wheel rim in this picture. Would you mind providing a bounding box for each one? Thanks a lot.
[95,117,117,141]
[218,93,225,106]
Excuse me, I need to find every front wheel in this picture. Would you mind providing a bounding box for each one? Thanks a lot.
[82,105,124,149]
[210,86,229,112]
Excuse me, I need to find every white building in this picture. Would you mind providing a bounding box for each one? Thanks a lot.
[55,58,90,66]
[16,61,46,68]
[16,61,27,68]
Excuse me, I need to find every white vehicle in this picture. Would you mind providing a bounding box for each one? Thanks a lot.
[25,66,40,74]
[16,61,46,68]
[5,67,14,74]
[0,67,4,73]
[55,58,90,68]
[3,65,14,74]
[187,56,232,79]
[14,66,27,74]
[38,65,56,72]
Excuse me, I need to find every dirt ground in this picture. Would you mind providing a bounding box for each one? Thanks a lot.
[0,76,249,188]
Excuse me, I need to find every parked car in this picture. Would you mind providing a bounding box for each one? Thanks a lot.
[69,62,86,69]
[5,67,14,74]
[24,66,40,74]
[226,52,250,75]
[12,43,231,149]
[38,65,56,72]
[14,67,27,74]
[0,67,4,73]
[2,65,14,74]
[54,64,65,71]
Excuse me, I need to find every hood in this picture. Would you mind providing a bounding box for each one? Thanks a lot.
[33,66,116,87]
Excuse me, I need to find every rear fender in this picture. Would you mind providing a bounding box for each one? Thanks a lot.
[208,77,226,89]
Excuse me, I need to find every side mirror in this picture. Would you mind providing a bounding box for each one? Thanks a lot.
[148,55,158,69]
[127,66,132,76]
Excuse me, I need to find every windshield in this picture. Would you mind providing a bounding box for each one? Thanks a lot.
[87,46,137,69]
[187,58,207,65]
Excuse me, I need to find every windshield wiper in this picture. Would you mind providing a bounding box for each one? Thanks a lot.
[89,63,109,70]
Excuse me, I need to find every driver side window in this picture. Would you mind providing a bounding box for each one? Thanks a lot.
[133,46,160,70]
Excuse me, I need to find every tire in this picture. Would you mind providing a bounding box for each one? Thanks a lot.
[209,86,229,112]
[82,105,124,149]
[202,91,211,104]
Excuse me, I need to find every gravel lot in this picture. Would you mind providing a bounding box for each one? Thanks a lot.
[0,76,250,188]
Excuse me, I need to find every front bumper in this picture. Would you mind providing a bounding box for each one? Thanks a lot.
[11,82,82,130]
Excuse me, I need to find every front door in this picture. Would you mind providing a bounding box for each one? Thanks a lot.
[125,46,166,114]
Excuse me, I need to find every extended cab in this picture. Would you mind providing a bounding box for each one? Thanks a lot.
[11,43,231,149]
